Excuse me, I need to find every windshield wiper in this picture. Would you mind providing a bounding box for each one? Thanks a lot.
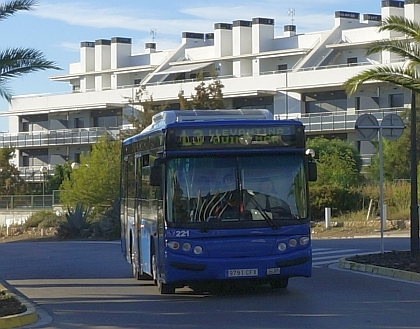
[246,190,278,230]
[201,216,220,233]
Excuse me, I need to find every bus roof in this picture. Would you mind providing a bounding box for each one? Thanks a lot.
[122,109,301,146]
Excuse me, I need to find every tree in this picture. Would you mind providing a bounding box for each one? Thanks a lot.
[178,77,225,110]
[343,12,420,254]
[59,136,121,215]
[307,137,363,188]
[46,162,73,193]
[120,86,168,139]
[0,0,61,102]
[0,147,26,194]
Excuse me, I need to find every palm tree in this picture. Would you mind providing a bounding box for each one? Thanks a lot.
[0,0,61,102]
[343,12,420,254]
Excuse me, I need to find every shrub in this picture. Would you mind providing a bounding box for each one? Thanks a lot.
[24,211,63,229]
[310,185,364,220]
[57,203,91,239]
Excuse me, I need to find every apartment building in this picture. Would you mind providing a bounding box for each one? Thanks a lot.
[1,0,417,181]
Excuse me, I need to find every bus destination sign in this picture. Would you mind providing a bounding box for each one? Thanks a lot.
[167,124,303,150]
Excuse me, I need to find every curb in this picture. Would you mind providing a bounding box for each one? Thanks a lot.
[0,285,38,329]
[338,258,420,282]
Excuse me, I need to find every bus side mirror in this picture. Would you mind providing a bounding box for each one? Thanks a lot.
[308,162,317,182]
[150,165,162,187]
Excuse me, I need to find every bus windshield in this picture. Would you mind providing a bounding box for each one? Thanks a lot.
[166,155,308,227]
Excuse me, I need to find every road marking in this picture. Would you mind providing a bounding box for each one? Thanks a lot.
[312,248,365,267]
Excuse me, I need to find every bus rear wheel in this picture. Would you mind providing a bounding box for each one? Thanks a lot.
[131,250,150,280]
[270,278,289,289]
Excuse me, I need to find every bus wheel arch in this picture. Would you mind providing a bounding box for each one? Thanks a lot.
[130,232,140,280]
[151,246,175,294]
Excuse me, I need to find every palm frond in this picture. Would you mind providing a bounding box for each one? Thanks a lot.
[378,15,420,41]
[343,65,420,95]
[0,47,61,78]
[0,0,38,22]
[0,80,12,102]
[366,40,420,66]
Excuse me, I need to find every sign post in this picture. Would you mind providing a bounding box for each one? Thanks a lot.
[355,114,404,253]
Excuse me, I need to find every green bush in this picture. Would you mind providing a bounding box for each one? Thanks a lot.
[90,199,120,240]
[24,211,64,229]
[310,185,364,220]
[57,203,91,239]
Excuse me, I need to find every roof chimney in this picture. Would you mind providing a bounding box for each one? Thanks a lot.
[284,25,296,37]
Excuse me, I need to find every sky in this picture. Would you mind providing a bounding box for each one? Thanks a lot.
[0,0,383,132]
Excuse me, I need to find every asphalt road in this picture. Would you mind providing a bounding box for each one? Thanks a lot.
[0,238,419,329]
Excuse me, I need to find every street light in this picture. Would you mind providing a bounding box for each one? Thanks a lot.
[40,166,48,208]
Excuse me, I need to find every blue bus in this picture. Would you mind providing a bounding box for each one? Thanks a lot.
[120,109,317,294]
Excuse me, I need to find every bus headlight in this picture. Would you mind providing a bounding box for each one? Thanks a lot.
[193,246,203,255]
[182,243,191,252]
[278,243,287,251]
[300,236,309,246]
[168,241,180,250]
[289,239,297,248]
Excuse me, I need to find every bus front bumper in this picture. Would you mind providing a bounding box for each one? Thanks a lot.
[165,249,312,284]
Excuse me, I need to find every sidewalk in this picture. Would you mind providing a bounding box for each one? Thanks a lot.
[338,257,420,283]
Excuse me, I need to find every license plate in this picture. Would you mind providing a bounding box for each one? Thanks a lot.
[267,267,281,275]
[226,268,258,277]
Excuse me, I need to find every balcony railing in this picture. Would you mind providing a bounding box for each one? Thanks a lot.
[275,108,407,133]
[0,127,121,148]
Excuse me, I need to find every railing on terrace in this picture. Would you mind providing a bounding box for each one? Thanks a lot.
[275,108,407,133]
[11,59,406,100]
[0,127,120,148]
[18,167,55,182]
[0,191,60,210]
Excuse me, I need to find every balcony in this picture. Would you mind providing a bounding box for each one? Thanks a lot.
[0,127,121,148]
[275,108,407,133]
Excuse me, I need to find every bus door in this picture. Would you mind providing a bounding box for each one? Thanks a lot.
[126,154,136,262]
[142,157,164,280]
[139,156,156,275]
[120,155,128,256]
[133,154,142,270]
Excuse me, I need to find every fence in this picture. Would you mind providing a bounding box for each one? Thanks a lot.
[0,191,60,210]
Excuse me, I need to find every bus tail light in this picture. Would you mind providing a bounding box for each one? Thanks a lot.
[300,236,309,246]
[277,243,287,251]
[289,239,297,248]
[182,243,191,251]
[193,246,203,255]
[168,241,180,250]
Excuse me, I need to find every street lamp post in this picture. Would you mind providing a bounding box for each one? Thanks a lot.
[410,91,419,255]
[40,166,48,208]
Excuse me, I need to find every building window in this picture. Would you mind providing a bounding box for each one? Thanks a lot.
[355,97,361,111]
[389,93,404,108]
[347,57,357,65]
[22,156,29,167]
[22,122,29,132]
[74,153,81,164]
[74,117,84,128]
[277,64,288,72]
[134,79,141,86]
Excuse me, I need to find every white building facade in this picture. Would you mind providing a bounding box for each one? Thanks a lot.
[2,0,417,181]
